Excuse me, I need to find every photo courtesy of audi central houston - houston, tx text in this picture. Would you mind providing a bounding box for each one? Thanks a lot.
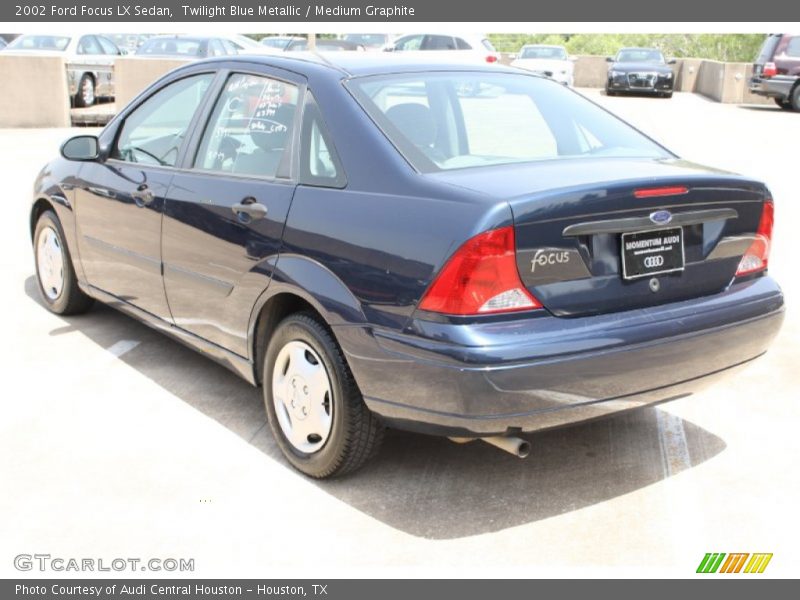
[1,0,798,588]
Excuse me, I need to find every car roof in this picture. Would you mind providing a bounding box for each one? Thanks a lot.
[618,47,663,52]
[199,52,519,78]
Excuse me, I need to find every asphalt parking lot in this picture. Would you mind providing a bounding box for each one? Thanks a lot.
[1,90,798,577]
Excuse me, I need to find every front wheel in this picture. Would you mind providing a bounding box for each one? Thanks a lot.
[33,210,93,315]
[263,313,384,478]
[774,97,792,110]
[74,74,95,108]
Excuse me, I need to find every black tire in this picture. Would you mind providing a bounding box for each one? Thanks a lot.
[263,312,384,478]
[605,87,616,96]
[74,74,95,108]
[774,97,792,110]
[663,92,673,99]
[791,85,800,112]
[33,210,93,315]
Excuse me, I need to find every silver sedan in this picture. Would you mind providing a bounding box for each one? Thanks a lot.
[4,34,122,107]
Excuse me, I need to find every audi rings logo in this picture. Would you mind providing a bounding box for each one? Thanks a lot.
[644,255,665,268]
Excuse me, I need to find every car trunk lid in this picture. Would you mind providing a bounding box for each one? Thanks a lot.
[431,158,769,317]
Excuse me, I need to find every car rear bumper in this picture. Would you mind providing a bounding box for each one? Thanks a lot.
[338,276,784,436]
[749,76,795,99]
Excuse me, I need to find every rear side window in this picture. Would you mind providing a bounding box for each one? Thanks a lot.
[112,74,214,167]
[455,38,471,50]
[194,73,299,179]
[785,37,800,58]
[299,94,346,188]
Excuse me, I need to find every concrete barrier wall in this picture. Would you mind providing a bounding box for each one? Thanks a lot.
[0,54,71,128]
[114,56,192,109]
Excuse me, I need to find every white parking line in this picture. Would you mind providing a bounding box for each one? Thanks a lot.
[656,409,692,477]
[106,339,140,358]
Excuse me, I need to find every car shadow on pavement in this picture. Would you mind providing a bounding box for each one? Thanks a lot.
[25,275,727,540]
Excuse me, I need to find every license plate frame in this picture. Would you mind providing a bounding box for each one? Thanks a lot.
[621,227,685,280]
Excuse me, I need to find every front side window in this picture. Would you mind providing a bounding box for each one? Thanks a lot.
[424,36,457,51]
[78,36,103,55]
[112,74,214,167]
[347,72,670,172]
[194,73,299,179]
[96,36,119,55]
[393,35,424,51]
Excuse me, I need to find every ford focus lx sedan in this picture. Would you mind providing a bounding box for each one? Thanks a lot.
[30,54,783,477]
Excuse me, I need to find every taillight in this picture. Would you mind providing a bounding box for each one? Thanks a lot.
[762,62,777,77]
[418,226,542,315]
[486,55,498,63]
[736,200,774,276]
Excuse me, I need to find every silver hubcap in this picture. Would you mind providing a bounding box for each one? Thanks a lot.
[81,78,94,105]
[272,340,333,453]
[36,226,65,301]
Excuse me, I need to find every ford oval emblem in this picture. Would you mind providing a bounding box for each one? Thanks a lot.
[650,210,673,225]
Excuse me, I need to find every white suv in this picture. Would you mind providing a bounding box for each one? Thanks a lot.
[384,34,500,64]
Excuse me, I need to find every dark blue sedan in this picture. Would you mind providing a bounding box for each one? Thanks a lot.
[30,54,784,477]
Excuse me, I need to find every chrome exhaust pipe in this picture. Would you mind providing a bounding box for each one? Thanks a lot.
[449,435,531,458]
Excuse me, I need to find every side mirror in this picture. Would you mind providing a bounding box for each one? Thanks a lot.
[383,45,395,52]
[61,135,99,161]
[606,56,614,62]
[668,58,677,65]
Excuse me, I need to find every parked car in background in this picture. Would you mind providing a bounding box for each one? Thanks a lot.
[104,34,150,54]
[260,36,304,51]
[749,33,800,111]
[606,47,676,98]
[32,54,783,477]
[220,34,264,53]
[340,33,392,50]
[136,35,239,59]
[511,44,575,86]
[384,34,500,64]
[4,34,121,107]
[285,39,365,52]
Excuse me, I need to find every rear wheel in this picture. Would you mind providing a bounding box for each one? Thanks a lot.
[263,312,384,478]
[791,85,800,111]
[33,210,93,315]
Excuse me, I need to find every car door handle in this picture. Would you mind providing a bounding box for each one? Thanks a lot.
[232,197,268,221]
[131,185,154,207]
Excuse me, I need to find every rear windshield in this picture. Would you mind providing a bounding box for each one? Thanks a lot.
[755,34,782,63]
[343,34,387,46]
[7,35,70,51]
[346,72,670,172]
[521,46,567,60]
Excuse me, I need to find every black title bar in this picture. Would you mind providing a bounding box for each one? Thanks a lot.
[3,0,800,22]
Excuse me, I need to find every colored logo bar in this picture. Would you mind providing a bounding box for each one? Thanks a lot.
[697,553,773,573]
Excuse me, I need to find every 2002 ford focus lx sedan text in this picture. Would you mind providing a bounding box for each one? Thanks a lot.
[30,54,784,477]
